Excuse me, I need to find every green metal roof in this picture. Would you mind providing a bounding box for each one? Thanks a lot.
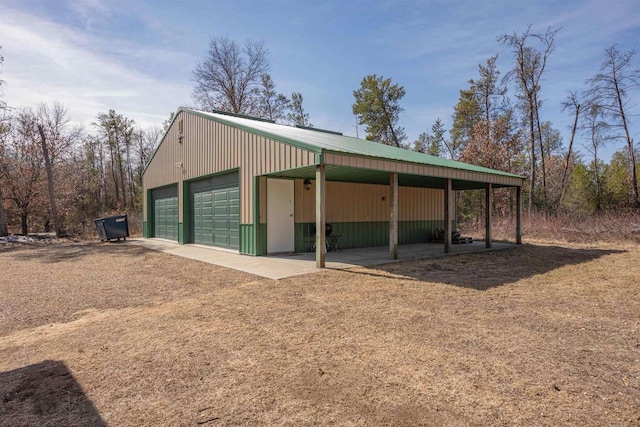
[180,107,524,180]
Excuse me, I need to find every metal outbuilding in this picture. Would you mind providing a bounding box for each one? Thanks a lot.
[143,108,524,267]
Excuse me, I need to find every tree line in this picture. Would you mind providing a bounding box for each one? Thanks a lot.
[351,26,640,218]
[0,101,160,236]
[1,28,638,237]
[0,42,163,237]
[187,32,637,220]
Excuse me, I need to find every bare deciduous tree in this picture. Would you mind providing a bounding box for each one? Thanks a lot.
[0,45,8,236]
[581,104,610,211]
[586,45,640,208]
[557,91,581,209]
[499,25,560,213]
[36,103,81,236]
[192,37,270,115]
[38,123,61,236]
[0,109,46,235]
[0,184,7,237]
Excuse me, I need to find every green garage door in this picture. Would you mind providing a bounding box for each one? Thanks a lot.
[190,172,239,250]
[152,186,178,241]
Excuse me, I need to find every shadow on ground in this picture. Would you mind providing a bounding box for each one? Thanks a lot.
[0,360,106,427]
[356,244,626,291]
[1,240,150,263]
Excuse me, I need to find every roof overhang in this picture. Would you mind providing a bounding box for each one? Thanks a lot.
[263,149,523,190]
[263,164,520,190]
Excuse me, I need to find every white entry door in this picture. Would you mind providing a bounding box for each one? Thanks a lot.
[267,178,295,253]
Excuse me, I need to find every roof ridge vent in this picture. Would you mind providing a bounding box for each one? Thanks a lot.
[208,109,276,123]
[295,125,342,135]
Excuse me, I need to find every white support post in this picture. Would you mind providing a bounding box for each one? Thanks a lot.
[315,165,326,268]
[389,172,398,259]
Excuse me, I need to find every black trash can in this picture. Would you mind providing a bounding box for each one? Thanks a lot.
[94,214,129,242]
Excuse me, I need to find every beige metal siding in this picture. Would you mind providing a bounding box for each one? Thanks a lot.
[295,179,444,223]
[143,111,316,223]
[399,186,444,220]
[323,153,522,187]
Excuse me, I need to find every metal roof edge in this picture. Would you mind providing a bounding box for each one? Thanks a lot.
[322,150,525,181]
[182,108,323,154]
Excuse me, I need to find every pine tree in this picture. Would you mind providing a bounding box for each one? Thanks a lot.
[352,74,406,147]
[287,92,311,127]
[256,74,290,122]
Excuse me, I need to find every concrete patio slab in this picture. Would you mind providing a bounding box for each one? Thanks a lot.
[130,238,516,280]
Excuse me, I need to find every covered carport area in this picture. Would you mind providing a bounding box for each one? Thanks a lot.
[265,151,524,268]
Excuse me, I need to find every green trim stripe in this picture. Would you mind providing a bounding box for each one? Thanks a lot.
[294,220,444,252]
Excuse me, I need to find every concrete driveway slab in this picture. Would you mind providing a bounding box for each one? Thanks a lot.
[129,238,516,280]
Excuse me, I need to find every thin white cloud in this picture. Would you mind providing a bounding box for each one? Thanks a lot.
[67,0,112,29]
[1,7,191,129]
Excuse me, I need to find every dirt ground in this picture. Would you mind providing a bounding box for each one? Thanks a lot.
[1,240,639,426]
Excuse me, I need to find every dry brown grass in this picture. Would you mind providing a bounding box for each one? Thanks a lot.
[1,240,639,426]
[462,211,640,244]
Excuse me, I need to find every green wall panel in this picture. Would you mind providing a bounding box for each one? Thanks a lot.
[256,223,267,255]
[240,224,254,255]
[240,223,267,256]
[295,223,316,253]
[294,220,444,252]
[143,221,149,238]
[398,221,444,244]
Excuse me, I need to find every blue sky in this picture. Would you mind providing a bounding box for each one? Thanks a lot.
[1,0,639,161]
